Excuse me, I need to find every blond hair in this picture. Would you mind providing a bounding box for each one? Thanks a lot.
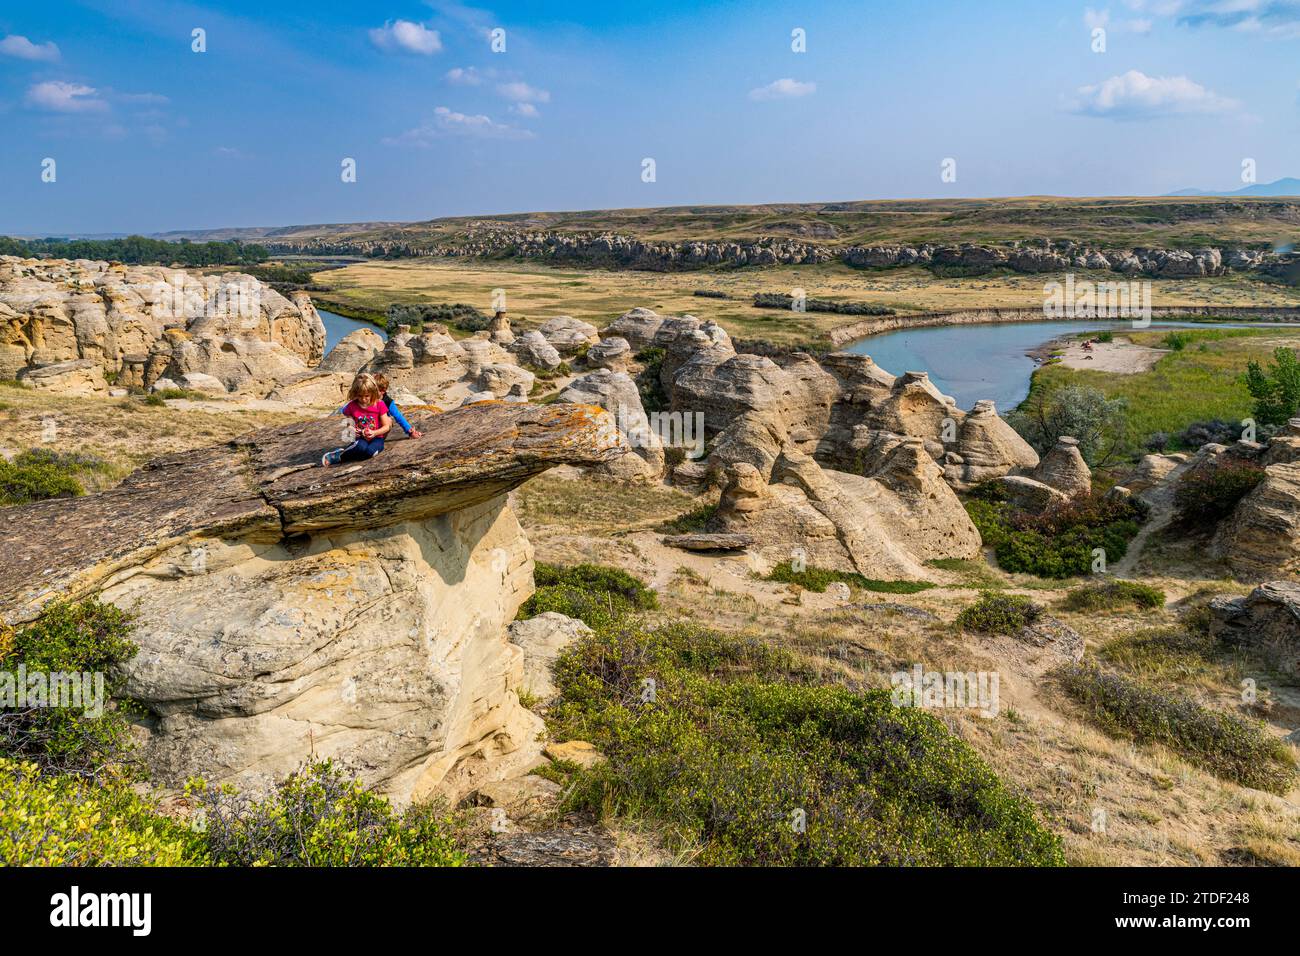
[347,372,381,405]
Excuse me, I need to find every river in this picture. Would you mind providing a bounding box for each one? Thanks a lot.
[842,319,1295,412]
[318,307,386,353]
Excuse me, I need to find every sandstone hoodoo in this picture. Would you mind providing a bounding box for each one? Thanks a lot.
[0,402,623,803]
[0,256,325,395]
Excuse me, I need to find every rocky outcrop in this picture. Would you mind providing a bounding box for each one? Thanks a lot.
[0,402,623,803]
[1207,582,1300,675]
[944,400,1040,489]
[557,369,664,480]
[1032,436,1092,498]
[711,439,981,580]
[998,475,1071,513]
[319,327,385,374]
[15,358,107,397]
[507,612,593,699]
[511,330,562,371]
[537,315,599,355]
[1214,460,1300,581]
[584,336,631,371]
[260,230,1297,279]
[0,257,325,395]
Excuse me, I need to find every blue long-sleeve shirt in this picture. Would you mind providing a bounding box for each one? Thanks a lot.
[336,393,413,435]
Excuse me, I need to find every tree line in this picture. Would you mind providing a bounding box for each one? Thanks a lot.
[0,235,270,267]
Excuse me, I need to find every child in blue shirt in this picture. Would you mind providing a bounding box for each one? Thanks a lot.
[374,373,422,439]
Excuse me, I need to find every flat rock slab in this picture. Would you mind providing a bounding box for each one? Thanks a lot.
[662,532,754,552]
[0,401,619,624]
[483,826,617,867]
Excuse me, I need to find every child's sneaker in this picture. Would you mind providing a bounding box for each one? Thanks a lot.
[321,449,343,466]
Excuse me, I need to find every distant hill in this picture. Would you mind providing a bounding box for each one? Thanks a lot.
[1168,177,1300,198]
[149,195,1300,251]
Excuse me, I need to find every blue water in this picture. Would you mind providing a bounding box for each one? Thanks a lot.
[843,319,1292,413]
[318,308,387,353]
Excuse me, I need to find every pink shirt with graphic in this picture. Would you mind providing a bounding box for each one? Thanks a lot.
[343,399,389,436]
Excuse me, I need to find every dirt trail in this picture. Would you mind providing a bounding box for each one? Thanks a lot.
[1112,459,1194,578]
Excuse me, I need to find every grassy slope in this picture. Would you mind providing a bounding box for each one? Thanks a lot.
[1028,328,1300,446]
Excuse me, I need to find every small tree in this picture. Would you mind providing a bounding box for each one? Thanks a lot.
[1008,384,1129,466]
[1244,347,1300,427]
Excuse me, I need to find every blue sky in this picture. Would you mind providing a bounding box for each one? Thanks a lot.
[2,0,1299,235]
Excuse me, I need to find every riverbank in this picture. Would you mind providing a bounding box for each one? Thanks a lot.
[827,305,1300,346]
[1049,337,1169,374]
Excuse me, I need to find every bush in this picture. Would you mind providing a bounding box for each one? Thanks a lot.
[764,561,934,595]
[1143,431,1170,453]
[966,494,1147,578]
[658,502,718,534]
[1173,460,1266,523]
[1006,383,1129,466]
[0,449,101,505]
[1176,419,1245,449]
[521,562,659,630]
[187,760,467,866]
[533,562,658,610]
[1055,663,1296,794]
[1244,346,1300,426]
[550,619,1064,866]
[634,346,668,413]
[386,302,488,335]
[956,593,1041,634]
[0,600,138,779]
[0,757,194,865]
[1062,580,1165,612]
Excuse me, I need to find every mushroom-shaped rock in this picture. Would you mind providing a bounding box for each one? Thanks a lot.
[0,403,623,804]
[945,400,1040,489]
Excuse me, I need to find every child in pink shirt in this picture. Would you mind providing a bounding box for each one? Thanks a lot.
[321,373,393,466]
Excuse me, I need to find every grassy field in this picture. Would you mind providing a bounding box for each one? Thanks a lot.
[1028,327,1300,448]
[175,195,1300,249]
[313,259,1300,346]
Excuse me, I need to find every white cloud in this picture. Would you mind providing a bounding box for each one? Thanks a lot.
[446,66,485,85]
[383,106,534,145]
[497,81,550,103]
[0,34,60,61]
[511,102,539,117]
[25,81,107,113]
[1084,7,1155,33]
[369,20,442,55]
[1071,69,1238,118]
[748,78,816,101]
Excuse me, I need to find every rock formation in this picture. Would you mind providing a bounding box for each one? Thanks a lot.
[943,400,1040,489]
[556,369,664,480]
[0,402,623,803]
[1031,436,1092,498]
[1214,460,1300,581]
[1207,582,1300,675]
[0,257,325,395]
[710,438,981,580]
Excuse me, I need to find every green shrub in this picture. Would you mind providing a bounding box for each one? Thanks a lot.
[658,502,718,534]
[1062,580,1165,612]
[1096,330,1114,344]
[521,562,659,630]
[0,600,138,779]
[549,619,1064,866]
[956,592,1041,634]
[1174,460,1266,523]
[634,347,668,413]
[533,562,658,610]
[765,561,934,595]
[1244,346,1300,426]
[1055,662,1296,794]
[966,494,1147,578]
[0,757,194,865]
[386,302,488,334]
[187,760,467,866]
[0,449,100,505]
[1097,627,1223,683]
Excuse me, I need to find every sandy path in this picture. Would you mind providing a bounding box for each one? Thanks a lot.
[1055,338,1168,373]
